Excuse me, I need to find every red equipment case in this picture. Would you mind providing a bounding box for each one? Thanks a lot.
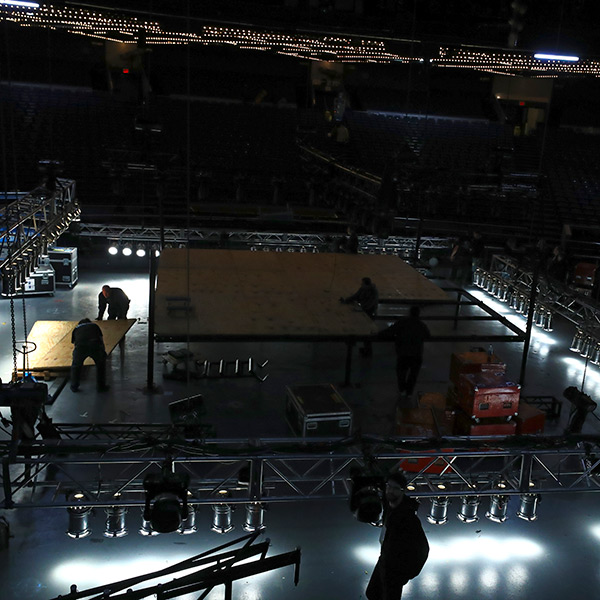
[449,352,506,389]
[454,413,517,436]
[457,372,520,419]
[515,402,546,435]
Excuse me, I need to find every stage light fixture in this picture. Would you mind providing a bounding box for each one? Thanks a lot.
[349,471,384,525]
[243,502,266,532]
[122,243,133,257]
[66,492,92,539]
[108,241,119,255]
[457,496,480,523]
[151,243,161,257]
[104,506,128,537]
[143,468,190,534]
[136,244,146,258]
[581,336,592,359]
[516,493,540,521]
[485,495,509,523]
[178,504,197,535]
[427,497,449,525]
[139,515,159,536]
[570,330,584,353]
[211,490,234,534]
[591,343,600,366]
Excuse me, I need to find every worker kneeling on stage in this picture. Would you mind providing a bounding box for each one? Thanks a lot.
[70,318,109,392]
[97,284,130,320]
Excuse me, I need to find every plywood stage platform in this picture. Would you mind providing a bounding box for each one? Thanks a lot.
[18,319,136,374]
[154,249,447,341]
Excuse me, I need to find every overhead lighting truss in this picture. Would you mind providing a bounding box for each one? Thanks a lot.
[0,178,79,285]
[2,4,600,75]
[484,254,600,331]
[78,222,453,253]
[3,428,600,510]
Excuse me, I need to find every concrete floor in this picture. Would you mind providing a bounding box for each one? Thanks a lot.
[1,256,600,599]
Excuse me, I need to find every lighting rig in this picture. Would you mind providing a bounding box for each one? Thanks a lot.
[474,255,600,368]
[2,3,600,74]
[0,176,79,295]
[3,421,600,538]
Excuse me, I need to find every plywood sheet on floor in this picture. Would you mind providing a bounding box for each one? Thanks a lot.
[20,319,136,372]
[154,249,448,340]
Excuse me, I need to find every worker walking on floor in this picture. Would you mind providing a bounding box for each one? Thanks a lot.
[70,318,109,392]
[380,306,430,406]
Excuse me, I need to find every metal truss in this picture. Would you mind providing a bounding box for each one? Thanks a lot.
[3,427,600,510]
[0,178,79,281]
[77,222,453,254]
[486,254,600,333]
[48,531,300,600]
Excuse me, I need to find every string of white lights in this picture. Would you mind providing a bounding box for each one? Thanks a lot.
[2,3,600,72]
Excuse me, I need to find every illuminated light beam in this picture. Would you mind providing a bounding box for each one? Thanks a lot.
[0,0,40,7]
[354,535,543,566]
[534,53,579,62]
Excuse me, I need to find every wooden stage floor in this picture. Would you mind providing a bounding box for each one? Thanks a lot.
[154,249,448,341]
[19,319,136,374]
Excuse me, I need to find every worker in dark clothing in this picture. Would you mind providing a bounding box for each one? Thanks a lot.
[341,277,379,357]
[380,306,430,405]
[366,471,429,600]
[97,285,130,320]
[70,318,109,392]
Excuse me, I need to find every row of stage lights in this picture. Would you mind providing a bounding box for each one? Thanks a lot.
[107,241,161,258]
[66,491,265,539]
[570,329,600,365]
[427,493,540,525]
[473,268,554,332]
[68,494,539,540]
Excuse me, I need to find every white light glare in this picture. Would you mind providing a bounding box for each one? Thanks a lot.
[534,53,579,62]
[108,246,118,256]
[0,1,40,7]
[355,535,543,566]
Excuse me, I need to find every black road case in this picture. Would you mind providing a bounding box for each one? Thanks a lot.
[286,384,352,437]
[48,246,78,287]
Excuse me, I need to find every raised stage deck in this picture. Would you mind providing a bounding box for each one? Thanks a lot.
[18,319,136,374]
[154,249,448,341]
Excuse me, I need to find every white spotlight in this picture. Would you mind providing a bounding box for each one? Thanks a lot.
[108,242,118,256]
[486,495,509,523]
[136,244,146,258]
[122,243,133,257]
[427,497,449,525]
[104,506,128,538]
[457,496,480,523]
[243,503,266,532]
[67,492,92,539]
[516,494,540,521]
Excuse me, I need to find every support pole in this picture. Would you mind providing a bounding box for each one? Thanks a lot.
[343,340,355,387]
[453,290,461,330]
[145,251,159,392]
[519,259,540,386]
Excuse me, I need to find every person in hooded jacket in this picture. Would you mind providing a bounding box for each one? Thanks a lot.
[366,471,429,600]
